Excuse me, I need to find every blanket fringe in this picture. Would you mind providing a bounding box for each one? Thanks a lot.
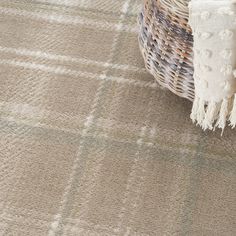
[191,94,236,134]
[202,101,219,131]
[229,94,236,128]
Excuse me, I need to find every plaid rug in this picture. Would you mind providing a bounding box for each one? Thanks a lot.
[0,0,235,235]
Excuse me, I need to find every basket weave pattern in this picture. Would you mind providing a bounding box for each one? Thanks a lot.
[138,0,194,101]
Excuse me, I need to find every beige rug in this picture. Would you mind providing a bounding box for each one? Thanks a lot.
[0,0,235,235]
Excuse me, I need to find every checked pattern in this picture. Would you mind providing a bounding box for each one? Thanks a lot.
[0,0,235,235]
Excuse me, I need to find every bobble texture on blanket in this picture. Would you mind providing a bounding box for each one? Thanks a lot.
[189,0,236,133]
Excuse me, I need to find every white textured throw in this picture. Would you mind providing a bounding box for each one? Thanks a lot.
[189,0,236,133]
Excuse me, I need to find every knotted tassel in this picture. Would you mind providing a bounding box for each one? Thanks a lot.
[190,96,199,123]
[229,94,236,128]
[215,98,229,134]
[202,100,219,130]
[196,98,206,126]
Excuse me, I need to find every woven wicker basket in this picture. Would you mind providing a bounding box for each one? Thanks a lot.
[138,0,194,101]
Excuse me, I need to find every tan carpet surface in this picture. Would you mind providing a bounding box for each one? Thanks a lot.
[0,0,235,235]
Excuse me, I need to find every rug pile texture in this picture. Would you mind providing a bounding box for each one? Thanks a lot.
[0,0,235,235]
